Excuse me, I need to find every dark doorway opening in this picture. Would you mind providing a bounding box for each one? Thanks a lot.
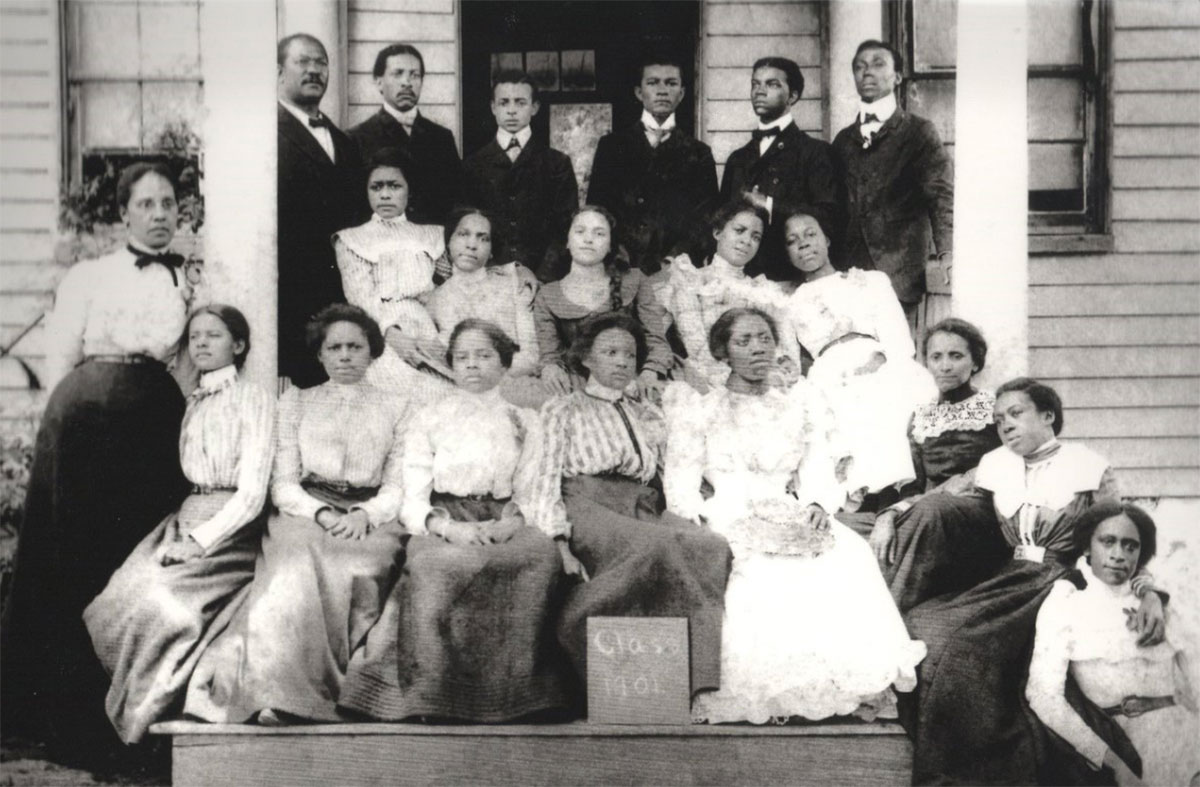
[460,1,701,159]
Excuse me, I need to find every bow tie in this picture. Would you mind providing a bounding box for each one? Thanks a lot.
[751,126,781,141]
[862,113,881,124]
[308,115,332,129]
[130,245,184,286]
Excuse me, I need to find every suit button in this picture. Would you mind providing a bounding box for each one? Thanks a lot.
[772,177,779,185]
[637,197,645,204]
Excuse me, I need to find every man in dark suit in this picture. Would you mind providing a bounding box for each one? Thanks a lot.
[276,33,368,388]
[832,40,953,326]
[719,56,839,281]
[462,71,578,282]
[587,54,718,274]
[347,44,461,225]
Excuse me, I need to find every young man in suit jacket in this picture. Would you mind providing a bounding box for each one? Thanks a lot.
[587,54,718,275]
[832,40,953,327]
[348,44,461,226]
[462,71,578,282]
[719,57,839,282]
[276,33,368,388]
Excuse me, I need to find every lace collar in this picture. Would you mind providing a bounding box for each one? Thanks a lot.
[912,388,994,443]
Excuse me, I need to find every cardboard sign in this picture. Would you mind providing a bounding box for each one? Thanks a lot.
[586,617,690,725]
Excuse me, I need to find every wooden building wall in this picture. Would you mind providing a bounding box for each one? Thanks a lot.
[1030,0,1200,497]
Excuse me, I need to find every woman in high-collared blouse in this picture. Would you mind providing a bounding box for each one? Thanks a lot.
[525,312,732,696]
[2,162,194,763]
[899,377,1168,786]
[340,319,568,722]
[185,304,409,724]
[864,318,1007,613]
[85,304,274,744]
[333,147,449,403]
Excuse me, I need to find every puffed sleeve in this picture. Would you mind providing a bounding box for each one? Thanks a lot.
[665,259,712,365]
[633,271,672,377]
[1026,580,1109,770]
[792,381,849,513]
[523,398,573,539]
[189,384,277,551]
[352,400,409,527]
[400,402,438,534]
[334,237,387,327]
[869,271,917,363]
[271,387,328,521]
[662,383,707,523]
[42,262,92,392]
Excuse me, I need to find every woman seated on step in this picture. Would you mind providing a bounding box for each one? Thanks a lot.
[333,146,451,405]
[85,304,274,744]
[1027,501,1199,786]
[898,377,1169,785]
[663,307,925,724]
[339,318,569,722]
[656,200,799,392]
[425,208,543,409]
[183,303,410,724]
[523,311,733,699]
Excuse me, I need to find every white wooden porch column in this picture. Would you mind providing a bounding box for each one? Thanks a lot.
[827,0,884,136]
[277,0,346,125]
[952,1,1029,388]
[200,0,279,387]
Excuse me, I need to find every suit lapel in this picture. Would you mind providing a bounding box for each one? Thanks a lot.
[279,105,334,167]
[378,109,412,142]
[871,110,905,145]
[750,123,798,176]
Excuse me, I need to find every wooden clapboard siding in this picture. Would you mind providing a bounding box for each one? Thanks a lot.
[345,0,460,149]
[700,1,827,182]
[0,1,60,430]
[1025,0,1200,497]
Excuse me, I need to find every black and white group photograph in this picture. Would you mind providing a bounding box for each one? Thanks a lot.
[0,0,1197,784]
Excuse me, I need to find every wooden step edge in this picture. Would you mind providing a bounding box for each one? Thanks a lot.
[151,720,907,738]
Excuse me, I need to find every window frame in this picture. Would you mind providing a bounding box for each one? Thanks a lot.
[889,0,1113,254]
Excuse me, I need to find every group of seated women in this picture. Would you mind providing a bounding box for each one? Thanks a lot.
[2,157,1196,786]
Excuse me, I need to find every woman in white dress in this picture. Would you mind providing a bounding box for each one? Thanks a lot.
[659,200,799,391]
[664,306,926,724]
[333,147,449,403]
[85,304,275,743]
[783,209,936,507]
[1028,502,1200,786]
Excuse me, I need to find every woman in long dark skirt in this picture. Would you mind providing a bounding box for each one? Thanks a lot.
[900,377,1169,785]
[341,319,568,721]
[524,312,733,699]
[1,162,194,767]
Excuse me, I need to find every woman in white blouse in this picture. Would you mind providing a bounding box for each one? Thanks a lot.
[184,304,409,724]
[333,147,449,403]
[340,319,568,722]
[84,304,274,744]
[2,162,194,764]
[1028,502,1199,786]
[663,307,925,724]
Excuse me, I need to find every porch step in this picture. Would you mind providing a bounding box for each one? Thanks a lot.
[151,719,912,786]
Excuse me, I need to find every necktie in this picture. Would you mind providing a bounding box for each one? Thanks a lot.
[644,125,670,148]
[308,115,331,129]
[751,126,781,142]
[129,245,184,287]
[505,137,522,162]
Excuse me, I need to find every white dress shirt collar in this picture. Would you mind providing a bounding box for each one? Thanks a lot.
[756,112,793,154]
[279,99,335,162]
[858,91,897,125]
[496,126,533,151]
[382,102,419,132]
[641,109,676,132]
[198,363,239,391]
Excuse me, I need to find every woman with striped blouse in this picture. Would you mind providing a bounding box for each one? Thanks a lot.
[524,312,732,696]
[85,304,274,744]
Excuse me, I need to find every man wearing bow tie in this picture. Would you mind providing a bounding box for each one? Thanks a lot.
[719,56,839,281]
[277,33,368,387]
[348,44,461,225]
[833,40,953,328]
[587,53,718,274]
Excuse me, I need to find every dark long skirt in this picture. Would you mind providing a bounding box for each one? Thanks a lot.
[341,496,570,722]
[556,475,733,696]
[1,360,186,762]
[83,491,263,743]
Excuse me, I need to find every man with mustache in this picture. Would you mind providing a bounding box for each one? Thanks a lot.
[277,33,368,387]
[348,44,462,226]
[719,56,839,283]
[587,53,718,275]
[832,40,953,331]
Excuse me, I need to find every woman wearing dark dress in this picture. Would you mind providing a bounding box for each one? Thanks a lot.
[525,312,733,697]
[339,319,569,722]
[899,377,1168,785]
[866,318,1008,612]
[1,162,193,766]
